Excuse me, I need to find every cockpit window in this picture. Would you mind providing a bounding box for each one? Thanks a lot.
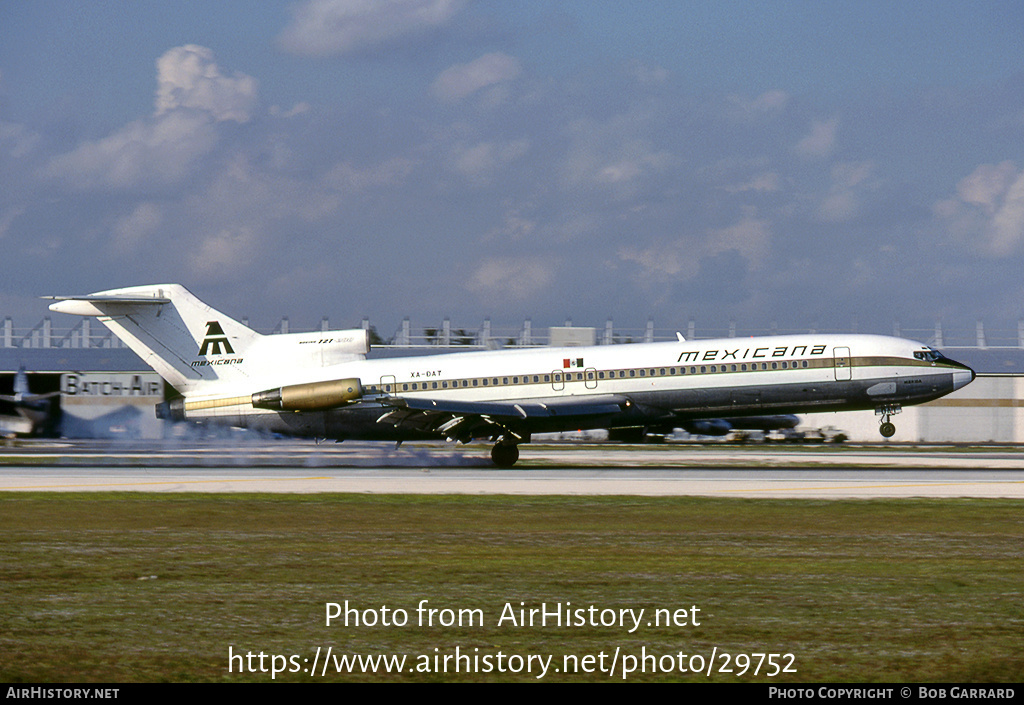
[914,349,944,362]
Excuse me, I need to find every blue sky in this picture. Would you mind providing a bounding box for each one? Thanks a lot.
[2,1,1024,341]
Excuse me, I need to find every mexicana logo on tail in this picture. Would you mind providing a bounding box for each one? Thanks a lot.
[198,321,234,355]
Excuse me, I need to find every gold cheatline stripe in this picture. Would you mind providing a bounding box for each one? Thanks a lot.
[184,396,251,411]
[926,398,1022,408]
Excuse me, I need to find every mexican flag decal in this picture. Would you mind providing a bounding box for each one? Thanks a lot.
[563,357,584,368]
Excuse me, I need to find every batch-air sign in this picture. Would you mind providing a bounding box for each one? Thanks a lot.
[61,373,162,397]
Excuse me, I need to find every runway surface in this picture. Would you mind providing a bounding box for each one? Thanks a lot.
[2,439,1024,497]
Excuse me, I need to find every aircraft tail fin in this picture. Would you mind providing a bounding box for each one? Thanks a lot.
[47,284,260,394]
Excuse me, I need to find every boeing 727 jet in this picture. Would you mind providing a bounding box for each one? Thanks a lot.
[47,285,975,466]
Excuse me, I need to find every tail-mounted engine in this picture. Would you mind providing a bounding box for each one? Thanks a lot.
[251,378,363,411]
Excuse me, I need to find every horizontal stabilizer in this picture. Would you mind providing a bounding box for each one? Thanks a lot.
[46,294,171,303]
[46,294,171,317]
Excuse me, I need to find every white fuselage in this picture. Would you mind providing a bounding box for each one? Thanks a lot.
[177,333,973,440]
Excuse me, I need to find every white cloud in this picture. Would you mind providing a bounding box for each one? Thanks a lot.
[729,89,790,117]
[618,210,771,284]
[627,60,670,86]
[155,45,257,123]
[432,53,522,102]
[269,102,312,118]
[956,161,1017,212]
[724,171,782,194]
[0,206,26,240]
[796,118,838,159]
[324,156,417,191]
[817,162,874,222]
[42,112,219,189]
[617,243,695,281]
[279,0,465,56]
[482,207,538,242]
[111,203,163,252]
[560,112,673,197]
[450,139,529,182]
[466,257,554,300]
[935,161,1024,256]
[190,225,259,278]
[0,121,40,159]
[707,210,772,265]
[41,46,256,189]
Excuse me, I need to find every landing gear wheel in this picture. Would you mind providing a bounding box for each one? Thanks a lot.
[876,404,902,440]
[491,443,519,468]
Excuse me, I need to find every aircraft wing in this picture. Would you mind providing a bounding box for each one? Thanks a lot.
[375,395,628,442]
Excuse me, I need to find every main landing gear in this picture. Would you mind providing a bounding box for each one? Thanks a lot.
[491,442,519,468]
[876,404,902,438]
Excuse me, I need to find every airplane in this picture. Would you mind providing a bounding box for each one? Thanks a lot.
[47,284,975,467]
[0,366,61,437]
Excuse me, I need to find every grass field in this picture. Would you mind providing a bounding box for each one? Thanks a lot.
[1,493,1022,682]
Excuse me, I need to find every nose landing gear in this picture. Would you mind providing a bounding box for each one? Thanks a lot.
[876,404,902,438]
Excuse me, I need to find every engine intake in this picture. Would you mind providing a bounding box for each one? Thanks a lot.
[251,378,363,411]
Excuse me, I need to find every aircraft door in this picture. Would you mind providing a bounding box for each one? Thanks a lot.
[833,347,852,381]
[585,367,598,390]
[380,375,397,396]
[550,370,565,392]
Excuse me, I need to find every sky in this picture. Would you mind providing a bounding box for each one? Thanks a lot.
[2,0,1024,343]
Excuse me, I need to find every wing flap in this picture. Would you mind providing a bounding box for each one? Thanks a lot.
[387,395,625,418]
[375,394,627,441]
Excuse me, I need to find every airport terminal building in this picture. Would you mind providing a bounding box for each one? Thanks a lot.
[1,315,1021,443]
